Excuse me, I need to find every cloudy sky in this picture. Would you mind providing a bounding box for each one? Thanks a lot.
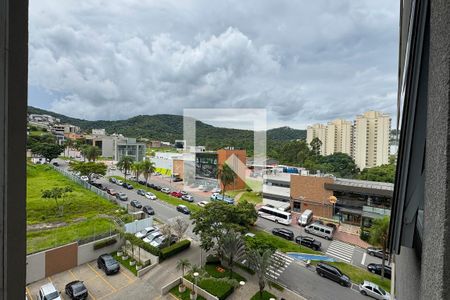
[28,0,399,129]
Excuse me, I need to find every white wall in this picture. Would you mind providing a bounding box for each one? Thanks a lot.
[77,234,123,265]
[26,252,46,284]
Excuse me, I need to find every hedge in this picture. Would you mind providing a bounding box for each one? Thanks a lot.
[190,277,234,300]
[124,233,161,257]
[93,237,117,250]
[160,240,191,260]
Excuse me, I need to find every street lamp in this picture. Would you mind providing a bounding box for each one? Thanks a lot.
[239,281,245,287]
[193,272,199,299]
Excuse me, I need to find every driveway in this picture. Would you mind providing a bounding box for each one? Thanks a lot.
[26,261,136,300]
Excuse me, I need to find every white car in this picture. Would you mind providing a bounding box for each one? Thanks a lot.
[80,175,89,181]
[198,185,205,191]
[135,226,158,239]
[143,231,162,243]
[359,281,390,300]
[37,283,61,300]
[145,192,157,200]
[116,179,123,185]
[161,187,171,194]
[212,188,221,193]
[110,166,117,170]
[198,201,210,207]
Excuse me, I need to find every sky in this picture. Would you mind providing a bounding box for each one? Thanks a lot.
[28,0,399,129]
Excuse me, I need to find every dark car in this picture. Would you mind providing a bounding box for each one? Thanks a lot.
[130,200,142,209]
[143,205,155,215]
[176,205,190,214]
[109,177,117,183]
[367,263,391,279]
[138,180,146,185]
[122,182,133,189]
[153,185,162,191]
[367,247,388,259]
[116,192,128,201]
[271,228,294,240]
[97,254,120,275]
[52,161,59,167]
[173,177,183,182]
[316,262,351,287]
[91,182,103,190]
[65,280,88,300]
[136,189,146,196]
[295,236,322,251]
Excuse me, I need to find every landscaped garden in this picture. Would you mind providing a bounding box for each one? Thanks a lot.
[170,286,206,300]
[27,164,129,253]
[250,290,277,300]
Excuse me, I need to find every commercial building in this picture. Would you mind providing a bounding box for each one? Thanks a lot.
[353,111,391,169]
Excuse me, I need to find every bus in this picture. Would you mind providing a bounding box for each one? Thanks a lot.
[258,205,292,225]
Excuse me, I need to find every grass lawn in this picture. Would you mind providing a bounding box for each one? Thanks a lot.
[225,189,244,198]
[204,263,247,282]
[112,251,140,276]
[322,262,391,292]
[250,290,277,300]
[245,178,263,191]
[239,191,262,204]
[170,286,206,300]
[111,176,201,213]
[27,164,128,253]
[249,229,320,255]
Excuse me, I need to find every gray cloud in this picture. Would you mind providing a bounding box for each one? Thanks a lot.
[29,0,399,128]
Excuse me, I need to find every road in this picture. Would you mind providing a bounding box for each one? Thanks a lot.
[54,159,383,299]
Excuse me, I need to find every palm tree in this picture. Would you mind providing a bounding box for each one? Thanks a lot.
[86,145,102,162]
[131,162,144,181]
[63,139,74,157]
[217,163,236,199]
[220,230,246,279]
[369,216,390,278]
[176,258,191,292]
[117,156,134,182]
[142,159,156,185]
[247,248,280,299]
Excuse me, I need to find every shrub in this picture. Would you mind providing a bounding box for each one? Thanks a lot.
[205,254,221,265]
[360,230,370,242]
[198,278,234,300]
[93,237,117,250]
[124,233,161,257]
[160,240,191,260]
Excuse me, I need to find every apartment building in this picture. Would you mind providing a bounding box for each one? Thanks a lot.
[306,124,327,155]
[325,119,353,156]
[353,111,391,169]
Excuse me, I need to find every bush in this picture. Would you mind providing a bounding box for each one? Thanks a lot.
[205,254,221,265]
[124,233,161,257]
[93,237,117,250]
[198,278,234,300]
[360,230,370,242]
[160,240,191,260]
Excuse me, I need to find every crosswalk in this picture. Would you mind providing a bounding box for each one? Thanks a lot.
[325,240,355,263]
[266,251,294,280]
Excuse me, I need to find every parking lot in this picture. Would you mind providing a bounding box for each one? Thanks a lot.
[26,261,136,300]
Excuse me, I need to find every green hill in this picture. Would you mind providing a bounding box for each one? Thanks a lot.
[28,106,305,152]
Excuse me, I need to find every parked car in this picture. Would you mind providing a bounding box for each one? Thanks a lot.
[271,228,294,240]
[304,223,334,240]
[147,183,156,188]
[80,175,89,181]
[367,264,391,279]
[37,283,61,300]
[180,191,188,196]
[181,194,194,202]
[170,191,183,198]
[198,185,205,191]
[145,192,157,200]
[52,161,59,167]
[173,177,183,182]
[359,281,391,299]
[161,187,171,194]
[65,280,88,300]
[176,205,190,214]
[136,189,146,196]
[138,180,146,185]
[109,177,117,183]
[316,262,351,287]
[97,254,120,275]
[149,234,177,248]
[122,182,133,189]
[116,192,128,201]
[153,185,162,191]
[135,226,158,239]
[367,247,388,259]
[142,205,155,215]
[210,193,234,204]
[198,200,209,207]
[116,179,123,185]
[130,200,142,209]
[143,231,162,243]
[91,182,103,190]
[106,188,117,196]
[295,235,322,251]
[212,188,221,193]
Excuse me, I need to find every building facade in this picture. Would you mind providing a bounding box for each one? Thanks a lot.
[325,119,353,156]
[306,124,327,155]
[353,111,391,169]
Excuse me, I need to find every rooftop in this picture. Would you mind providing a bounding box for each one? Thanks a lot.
[333,178,394,191]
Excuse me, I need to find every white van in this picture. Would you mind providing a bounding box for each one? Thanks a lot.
[304,223,334,240]
[298,209,313,226]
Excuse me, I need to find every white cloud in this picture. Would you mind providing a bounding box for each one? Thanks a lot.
[28,0,399,128]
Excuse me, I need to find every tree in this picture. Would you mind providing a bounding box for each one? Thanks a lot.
[217,163,236,199]
[117,156,134,182]
[358,163,396,183]
[41,186,73,216]
[85,145,102,162]
[176,258,191,291]
[310,137,323,156]
[159,224,174,248]
[220,230,246,279]
[171,217,189,242]
[69,161,107,181]
[246,248,281,299]
[235,200,258,226]
[63,139,74,157]
[31,143,65,162]
[369,216,390,279]
[317,152,359,178]
[142,160,156,185]
[131,162,144,181]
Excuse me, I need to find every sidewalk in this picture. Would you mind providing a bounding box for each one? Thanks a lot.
[334,230,370,249]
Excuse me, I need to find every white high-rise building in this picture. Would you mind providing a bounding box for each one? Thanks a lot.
[306,124,327,155]
[325,119,353,156]
[352,111,391,169]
